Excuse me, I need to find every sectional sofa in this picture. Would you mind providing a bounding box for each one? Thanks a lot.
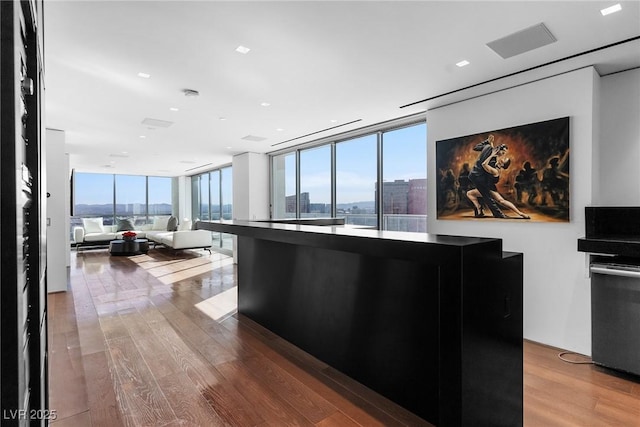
[73,216,212,253]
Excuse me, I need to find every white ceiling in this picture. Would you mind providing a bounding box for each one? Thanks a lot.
[44,0,640,177]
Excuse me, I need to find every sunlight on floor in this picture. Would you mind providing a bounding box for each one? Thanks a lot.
[195,286,238,322]
[128,252,235,285]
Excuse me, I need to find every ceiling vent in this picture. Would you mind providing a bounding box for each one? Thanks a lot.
[241,135,267,142]
[141,118,173,128]
[183,89,200,97]
[486,23,557,59]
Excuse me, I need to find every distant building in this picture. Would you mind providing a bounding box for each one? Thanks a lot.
[375,179,427,214]
[286,192,310,214]
[408,179,427,214]
[378,180,408,214]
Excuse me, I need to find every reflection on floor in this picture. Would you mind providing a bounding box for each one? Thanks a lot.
[195,286,238,322]
[50,247,427,427]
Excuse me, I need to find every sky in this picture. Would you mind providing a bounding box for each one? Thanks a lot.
[284,123,427,204]
[74,173,173,205]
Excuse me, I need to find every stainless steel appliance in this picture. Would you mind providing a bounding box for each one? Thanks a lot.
[579,207,640,377]
[590,259,640,376]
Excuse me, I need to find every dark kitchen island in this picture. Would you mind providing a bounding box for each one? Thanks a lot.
[197,219,523,426]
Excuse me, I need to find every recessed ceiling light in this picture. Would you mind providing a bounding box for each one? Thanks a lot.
[276,128,284,132]
[601,3,621,16]
[137,72,151,78]
[139,135,146,139]
[169,107,179,111]
[330,119,338,123]
[226,146,232,149]
[235,45,251,54]
[219,117,227,121]
[456,60,470,67]
[260,102,271,107]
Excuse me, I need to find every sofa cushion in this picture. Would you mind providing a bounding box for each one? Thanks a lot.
[167,216,178,231]
[116,218,135,231]
[178,219,192,231]
[152,216,170,230]
[172,230,212,249]
[82,217,104,233]
[84,232,117,242]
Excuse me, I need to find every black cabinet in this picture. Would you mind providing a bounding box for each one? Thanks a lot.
[1,1,48,424]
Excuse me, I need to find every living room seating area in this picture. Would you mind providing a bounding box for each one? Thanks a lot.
[73,215,213,252]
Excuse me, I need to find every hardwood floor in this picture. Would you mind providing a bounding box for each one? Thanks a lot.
[49,248,640,426]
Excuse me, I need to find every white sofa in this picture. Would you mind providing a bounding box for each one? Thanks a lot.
[73,216,212,252]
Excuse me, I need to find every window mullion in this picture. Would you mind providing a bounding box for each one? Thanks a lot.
[331,142,336,218]
[377,131,383,230]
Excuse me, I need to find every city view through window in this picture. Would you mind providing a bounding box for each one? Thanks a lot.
[272,122,427,232]
[71,173,173,235]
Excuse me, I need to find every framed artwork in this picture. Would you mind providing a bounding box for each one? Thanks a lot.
[436,117,569,222]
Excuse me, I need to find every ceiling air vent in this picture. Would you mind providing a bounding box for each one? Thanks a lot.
[486,23,557,59]
[241,135,267,142]
[141,118,173,128]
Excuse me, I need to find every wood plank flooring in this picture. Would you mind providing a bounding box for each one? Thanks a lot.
[49,248,640,426]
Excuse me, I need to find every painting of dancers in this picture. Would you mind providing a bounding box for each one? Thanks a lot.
[436,117,570,222]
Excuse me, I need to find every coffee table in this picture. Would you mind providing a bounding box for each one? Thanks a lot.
[109,238,149,256]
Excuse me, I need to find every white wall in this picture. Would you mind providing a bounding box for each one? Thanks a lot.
[598,68,640,204]
[232,152,269,220]
[46,129,70,293]
[427,67,598,355]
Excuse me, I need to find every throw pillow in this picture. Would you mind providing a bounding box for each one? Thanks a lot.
[116,218,135,231]
[82,217,104,233]
[152,216,170,231]
[178,219,192,231]
[167,216,178,231]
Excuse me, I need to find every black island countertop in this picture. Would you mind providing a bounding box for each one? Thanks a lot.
[196,219,524,426]
[197,219,501,259]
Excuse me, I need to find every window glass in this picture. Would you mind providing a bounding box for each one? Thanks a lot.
[271,153,296,219]
[73,172,115,226]
[381,122,427,232]
[221,167,233,220]
[199,174,210,220]
[191,174,200,222]
[336,135,377,227]
[210,170,221,220]
[148,176,172,218]
[299,145,331,218]
[115,175,147,225]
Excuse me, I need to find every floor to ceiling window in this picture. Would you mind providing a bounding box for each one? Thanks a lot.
[270,118,427,232]
[147,176,173,217]
[299,145,332,218]
[72,173,176,236]
[221,167,233,220]
[72,172,115,228]
[382,123,427,232]
[190,165,233,252]
[335,134,377,227]
[115,175,147,225]
[210,170,221,220]
[271,152,296,218]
